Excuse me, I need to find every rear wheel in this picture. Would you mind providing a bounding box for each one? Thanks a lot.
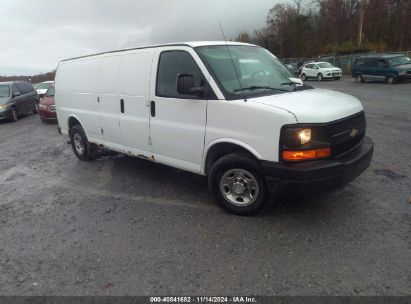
[209,153,271,215]
[334,77,341,80]
[317,73,323,81]
[69,125,96,161]
[386,76,396,84]
[9,107,18,122]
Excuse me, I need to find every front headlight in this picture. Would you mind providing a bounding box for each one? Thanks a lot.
[298,128,312,145]
[280,126,331,161]
[39,104,48,110]
[0,104,8,110]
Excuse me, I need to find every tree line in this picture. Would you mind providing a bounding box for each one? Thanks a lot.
[236,0,411,58]
[0,71,56,84]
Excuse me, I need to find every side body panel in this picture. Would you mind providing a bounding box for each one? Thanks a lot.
[55,58,102,138]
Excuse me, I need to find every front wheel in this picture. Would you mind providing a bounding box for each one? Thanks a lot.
[69,125,96,161]
[301,74,307,81]
[33,101,39,114]
[9,107,18,122]
[317,73,323,81]
[209,153,271,215]
[355,74,364,83]
[386,76,396,84]
[334,77,341,80]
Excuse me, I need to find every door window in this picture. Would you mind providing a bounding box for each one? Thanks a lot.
[365,58,378,67]
[156,51,204,99]
[377,59,387,68]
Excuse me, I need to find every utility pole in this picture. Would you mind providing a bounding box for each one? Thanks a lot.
[357,0,365,47]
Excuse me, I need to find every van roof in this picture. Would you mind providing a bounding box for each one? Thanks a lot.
[60,41,256,63]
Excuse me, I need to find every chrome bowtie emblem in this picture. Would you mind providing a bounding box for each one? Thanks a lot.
[350,128,359,137]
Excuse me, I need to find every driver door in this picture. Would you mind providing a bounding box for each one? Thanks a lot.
[148,47,209,173]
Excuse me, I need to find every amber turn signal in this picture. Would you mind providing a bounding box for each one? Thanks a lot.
[282,148,331,161]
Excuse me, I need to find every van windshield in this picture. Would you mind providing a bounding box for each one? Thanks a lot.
[196,45,300,100]
[46,86,55,97]
[0,85,10,98]
[388,56,411,67]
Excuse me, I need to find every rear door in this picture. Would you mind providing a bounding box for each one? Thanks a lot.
[15,83,30,113]
[305,64,314,77]
[148,47,208,173]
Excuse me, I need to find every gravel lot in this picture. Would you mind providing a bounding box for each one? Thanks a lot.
[0,76,410,296]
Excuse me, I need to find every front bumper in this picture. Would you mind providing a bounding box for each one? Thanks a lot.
[398,74,411,82]
[0,108,11,120]
[39,109,57,120]
[261,136,373,196]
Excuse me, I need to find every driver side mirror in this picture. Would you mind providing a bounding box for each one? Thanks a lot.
[177,73,206,97]
[13,91,21,97]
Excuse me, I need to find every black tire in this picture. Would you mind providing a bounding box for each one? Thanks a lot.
[334,77,341,80]
[355,74,364,83]
[208,153,271,215]
[317,73,323,81]
[9,107,18,122]
[301,73,307,81]
[386,76,396,84]
[40,117,47,124]
[33,102,39,114]
[69,125,96,161]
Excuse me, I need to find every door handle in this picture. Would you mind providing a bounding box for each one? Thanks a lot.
[150,101,155,117]
[120,99,124,113]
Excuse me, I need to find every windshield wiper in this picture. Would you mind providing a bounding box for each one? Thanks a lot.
[234,86,290,93]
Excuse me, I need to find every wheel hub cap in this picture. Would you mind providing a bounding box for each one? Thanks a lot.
[73,133,84,155]
[219,169,260,206]
[232,182,245,195]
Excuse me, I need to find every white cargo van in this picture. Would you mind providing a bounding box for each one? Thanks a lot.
[55,41,373,215]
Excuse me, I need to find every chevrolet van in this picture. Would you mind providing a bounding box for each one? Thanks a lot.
[55,42,373,215]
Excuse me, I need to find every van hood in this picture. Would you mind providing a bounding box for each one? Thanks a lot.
[395,63,411,70]
[248,88,363,123]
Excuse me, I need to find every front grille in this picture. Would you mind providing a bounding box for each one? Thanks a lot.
[326,112,366,158]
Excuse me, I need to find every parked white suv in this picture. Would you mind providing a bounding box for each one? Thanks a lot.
[55,41,373,215]
[301,62,342,81]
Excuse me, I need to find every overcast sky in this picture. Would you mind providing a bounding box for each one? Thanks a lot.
[0,0,287,76]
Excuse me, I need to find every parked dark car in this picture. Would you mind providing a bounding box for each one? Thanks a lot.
[285,63,299,76]
[352,54,411,84]
[39,85,57,123]
[0,81,39,122]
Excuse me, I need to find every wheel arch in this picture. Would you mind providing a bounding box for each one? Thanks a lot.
[68,115,84,133]
[202,139,262,175]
